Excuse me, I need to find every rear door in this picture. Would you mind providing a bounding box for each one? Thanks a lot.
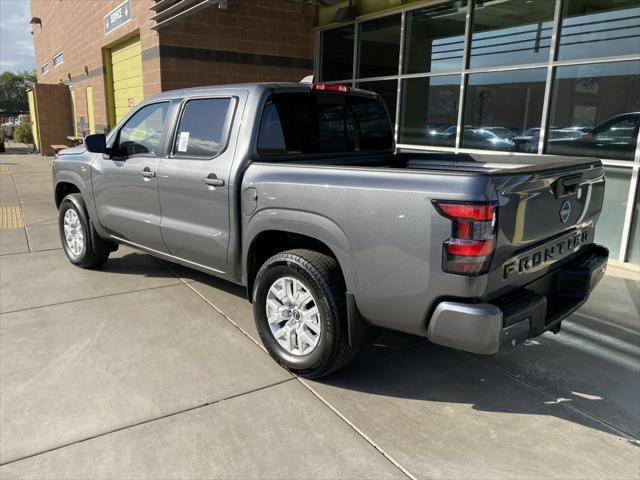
[157,92,244,273]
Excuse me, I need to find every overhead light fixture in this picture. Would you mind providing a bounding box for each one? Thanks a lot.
[29,17,41,25]
[333,0,355,23]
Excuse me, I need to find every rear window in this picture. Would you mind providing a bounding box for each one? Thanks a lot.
[257,92,393,156]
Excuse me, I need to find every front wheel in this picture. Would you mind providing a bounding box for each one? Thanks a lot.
[58,193,111,268]
[253,249,353,378]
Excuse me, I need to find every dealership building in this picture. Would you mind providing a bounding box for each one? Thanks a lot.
[28,0,639,267]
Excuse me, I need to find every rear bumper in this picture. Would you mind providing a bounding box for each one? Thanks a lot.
[426,244,608,354]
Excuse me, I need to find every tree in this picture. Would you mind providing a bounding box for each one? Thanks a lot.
[0,71,36,113]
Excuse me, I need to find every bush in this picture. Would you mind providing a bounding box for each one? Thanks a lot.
[14,123,33,144]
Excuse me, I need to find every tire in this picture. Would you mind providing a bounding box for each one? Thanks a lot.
[58,193,111,268]
[253,249,354,378]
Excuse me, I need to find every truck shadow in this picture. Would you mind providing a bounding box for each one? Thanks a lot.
[153,261,639,444]
[318,324,639,443]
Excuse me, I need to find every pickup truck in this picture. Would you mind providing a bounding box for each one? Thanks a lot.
[53,83,608,378]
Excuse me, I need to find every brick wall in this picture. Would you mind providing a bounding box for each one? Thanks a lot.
[31,0,161,135]
[32,84,73,156]
[30,0,316,143]
[158,0,316,90]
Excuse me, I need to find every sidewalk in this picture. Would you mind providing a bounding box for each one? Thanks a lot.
[1,148,638,479]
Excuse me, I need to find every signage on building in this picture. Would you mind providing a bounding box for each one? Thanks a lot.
[104,0,131,35]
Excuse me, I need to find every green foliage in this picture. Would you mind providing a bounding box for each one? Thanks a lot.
[0,71,36,113]
[14,123,33,144]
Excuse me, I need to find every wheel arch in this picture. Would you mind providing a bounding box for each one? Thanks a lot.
[243,210,359,303]
[54,181,81,208]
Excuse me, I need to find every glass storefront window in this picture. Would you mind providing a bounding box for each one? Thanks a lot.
[627,187,640,265]
[403,2,467,74]
[356,80,398,123]
[546,61,640,161]
[399,75,460,146]
[358,14,401,78]
[557,0,640,61]
[320,25,355,82]
[462,68,546,151]
[469,0,555,68]
[595,167,632,260]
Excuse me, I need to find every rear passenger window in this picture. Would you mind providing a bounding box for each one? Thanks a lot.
[173,98,232,157]
[257,101,287,154]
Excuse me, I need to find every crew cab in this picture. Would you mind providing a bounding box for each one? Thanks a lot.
[53,83,608,377]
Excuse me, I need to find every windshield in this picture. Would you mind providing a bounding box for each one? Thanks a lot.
[256,92,393,156]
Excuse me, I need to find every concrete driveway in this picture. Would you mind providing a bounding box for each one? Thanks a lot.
[1,145,639,479]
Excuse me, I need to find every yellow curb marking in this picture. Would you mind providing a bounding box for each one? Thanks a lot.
[0,206,24,229]
[0,166,11,174]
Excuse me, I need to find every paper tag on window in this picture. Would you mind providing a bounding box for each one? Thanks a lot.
[178,131,190,152]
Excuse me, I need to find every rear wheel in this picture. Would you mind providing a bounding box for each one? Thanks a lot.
[58,193,111,268]
[253,249,353,378]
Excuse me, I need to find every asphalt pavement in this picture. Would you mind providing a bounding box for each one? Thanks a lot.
[1,142,639,479]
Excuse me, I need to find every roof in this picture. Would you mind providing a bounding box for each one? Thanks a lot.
[143,82,379,102]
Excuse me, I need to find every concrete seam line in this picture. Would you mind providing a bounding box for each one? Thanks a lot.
[0,247,62,257]
[297,378,419,480]
[152,259,418,480]
[151,258,270,354]
[0,282,185,316]
[25,217,59,226]
[459,351,640,444]
[0,378,295,468]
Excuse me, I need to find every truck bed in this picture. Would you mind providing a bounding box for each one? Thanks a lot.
[262,151,601,175]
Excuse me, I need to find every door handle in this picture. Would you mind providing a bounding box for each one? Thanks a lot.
[202,174,225,187]
[140,167,156,179]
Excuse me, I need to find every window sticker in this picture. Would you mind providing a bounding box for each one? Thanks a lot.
[178,131,190,152]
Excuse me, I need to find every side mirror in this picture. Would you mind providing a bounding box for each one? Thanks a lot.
[84,134,107,154]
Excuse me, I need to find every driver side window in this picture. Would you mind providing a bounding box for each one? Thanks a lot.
[115,102,170,157]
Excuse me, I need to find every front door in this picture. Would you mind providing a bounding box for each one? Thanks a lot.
[158,94,242,272]
[92,101,171,252]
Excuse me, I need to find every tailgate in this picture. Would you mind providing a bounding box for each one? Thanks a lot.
[486,158,605,298]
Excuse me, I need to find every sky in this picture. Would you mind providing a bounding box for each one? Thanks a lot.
[0,0,35,73]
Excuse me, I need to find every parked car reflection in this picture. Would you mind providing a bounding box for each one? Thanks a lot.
[427,125,517,150]
[547,113,640,161]
[512,128,586,153]
[463,128,515,151]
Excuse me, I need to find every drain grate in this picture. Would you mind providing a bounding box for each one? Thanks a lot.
[0,206,24,229]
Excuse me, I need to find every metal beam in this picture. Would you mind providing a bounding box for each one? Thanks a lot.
[151,0,226,30]
[151,0,200,22]
[151,0,179,12]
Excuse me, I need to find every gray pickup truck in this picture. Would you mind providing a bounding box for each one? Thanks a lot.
[53,83,608,378]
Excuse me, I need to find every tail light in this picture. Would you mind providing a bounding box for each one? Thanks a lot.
[311,83,350,93]
[433,201,497,276]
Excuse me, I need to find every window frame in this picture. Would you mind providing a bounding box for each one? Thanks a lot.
[41,63,49,75]
[168,96,238,161]
[52,51,64,68]
[110,101,172,160]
